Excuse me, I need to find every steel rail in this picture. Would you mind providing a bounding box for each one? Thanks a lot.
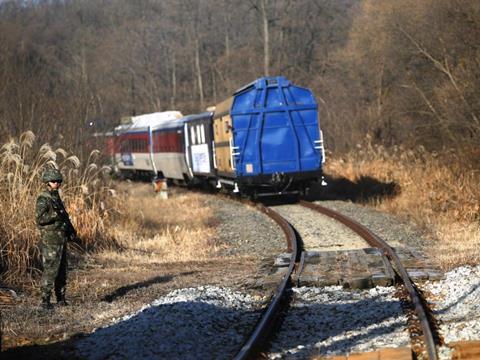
[299,200,438,360]
[233,203,299,360]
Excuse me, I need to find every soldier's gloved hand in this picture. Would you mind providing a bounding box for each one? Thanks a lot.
[69,233,81,244]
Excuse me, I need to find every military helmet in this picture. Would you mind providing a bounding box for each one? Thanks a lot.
[42,169,63,183]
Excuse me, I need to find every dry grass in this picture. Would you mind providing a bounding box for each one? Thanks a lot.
[0,131,116,284]
[103,184,219,264]
[0,131,224,286]
[326,143,480,270]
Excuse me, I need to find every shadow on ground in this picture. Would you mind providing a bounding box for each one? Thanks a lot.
[259,174,400,207]
[101,271,196,303]
[2,292,407,360]
[305,174,400,203]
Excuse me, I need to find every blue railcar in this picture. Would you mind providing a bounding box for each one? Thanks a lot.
[204,76,325,196]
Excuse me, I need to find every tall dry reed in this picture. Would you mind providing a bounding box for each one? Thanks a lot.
[0,131,116,284]
[326,142,480,269]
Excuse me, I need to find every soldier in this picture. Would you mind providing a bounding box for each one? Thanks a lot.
[35,169,77,309]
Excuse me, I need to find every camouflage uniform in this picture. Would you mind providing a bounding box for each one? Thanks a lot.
[36,169,74,307]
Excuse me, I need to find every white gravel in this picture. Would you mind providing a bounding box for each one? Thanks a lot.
[267,285,410,358]
[424,265,480,344]
[273,204,368,251]
[75,286,262,360]
[75,284,411,360]
[74,267,480,360]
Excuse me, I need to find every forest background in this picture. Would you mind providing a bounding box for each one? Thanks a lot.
[0,0,479,279]
[1,0,479,154]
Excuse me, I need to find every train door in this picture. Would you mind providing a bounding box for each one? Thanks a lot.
[185,115,215,178]
[212,97,236,177]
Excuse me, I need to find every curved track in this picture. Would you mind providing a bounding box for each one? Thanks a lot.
[233,199,439,360]
[234,203,299,360]
[299,200,438,360]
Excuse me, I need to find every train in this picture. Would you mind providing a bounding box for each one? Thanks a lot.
[102,76,325,197]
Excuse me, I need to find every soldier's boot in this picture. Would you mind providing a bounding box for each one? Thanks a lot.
[56,291,69,306]
[40,294,53,310]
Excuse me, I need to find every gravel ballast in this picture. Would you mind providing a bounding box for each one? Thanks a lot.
[73,264,480,360]
[75,286,263,360]
[206,196,286,256]
[73,285,412,360]
[424,265,480,344]
[313,200,430,250]
[273,204,368,250]
[267,285,410,359]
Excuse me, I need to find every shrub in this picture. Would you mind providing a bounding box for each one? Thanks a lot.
[0,131,116,284]
[326,143,480,269]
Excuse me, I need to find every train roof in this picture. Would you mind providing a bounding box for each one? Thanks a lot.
[181,112,213,122]
[234,76,290,95]
[114,111,184,133]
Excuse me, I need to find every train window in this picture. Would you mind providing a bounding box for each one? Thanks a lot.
[128,139,147,152]
[190,126,196,145]
[200,125,205,143]
[196,125,202,144]
[120,140,128,152]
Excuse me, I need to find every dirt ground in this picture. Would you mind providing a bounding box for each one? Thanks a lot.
[1,183,275,359]
[1,252,264,359]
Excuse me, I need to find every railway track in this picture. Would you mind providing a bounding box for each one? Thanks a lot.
[234,203,298,360]
[234,199,441,360]
[300,200,439,359]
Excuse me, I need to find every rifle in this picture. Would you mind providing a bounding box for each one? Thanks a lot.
[51,196,81,244]
[64,215,80,244]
